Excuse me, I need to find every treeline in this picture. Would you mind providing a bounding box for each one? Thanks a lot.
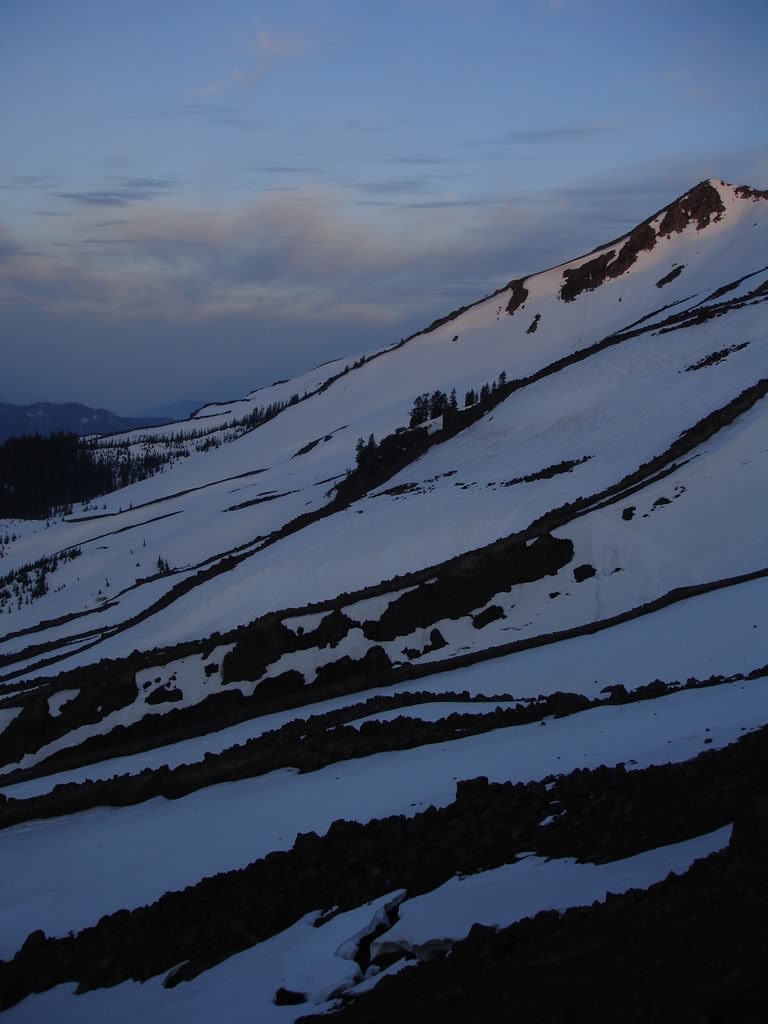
[94,393,299,450]
[248,393,299,428]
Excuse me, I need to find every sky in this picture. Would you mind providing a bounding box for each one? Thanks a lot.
[1,0,767,415]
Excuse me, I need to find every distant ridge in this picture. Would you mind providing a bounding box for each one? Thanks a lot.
[0,401,169,443]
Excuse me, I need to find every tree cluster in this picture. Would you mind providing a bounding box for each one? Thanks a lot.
[354,434,378,469]
[0,530,18,562]
[409,389,458,427]
[464,371,506,409]
[408,372,509,427]
[0,547,81,612]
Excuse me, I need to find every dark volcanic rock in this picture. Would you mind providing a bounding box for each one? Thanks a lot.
[573,563,596,582]
[655,264,685,288]
[505,278,529,316]
[560,223,656,303]
[607,222,656,279]
[145,686,183,705]
[560,250,616,302]
[274,987,307,1006]
[685,342,749,372]
[305,609,356,650]
[658,180,725,235]
[221,616,297,683]
[363,534,573,642]
[735,184,768,202]
[424,629,447,653]
[249,669,306,705]
[314,645,391,688]
[472,605,506,629]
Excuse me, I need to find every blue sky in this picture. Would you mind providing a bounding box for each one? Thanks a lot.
[2,0,766,413]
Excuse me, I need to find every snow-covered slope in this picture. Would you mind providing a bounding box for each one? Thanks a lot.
[1,179,767,1020]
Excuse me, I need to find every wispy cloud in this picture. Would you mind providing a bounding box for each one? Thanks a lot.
[348,178,433,195]
[0,174,59,190]
[252,29,305,58]
[248,164,324,175]
[52,178,176,207]
[193,70,264,98]
[381,156,452,166]
[491,122,618,145]
[89,219,134,228]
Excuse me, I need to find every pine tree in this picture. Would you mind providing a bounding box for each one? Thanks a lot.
[429,390,446,419]
[409,394,428,427]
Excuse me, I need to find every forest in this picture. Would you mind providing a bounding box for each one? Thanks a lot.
[0,433,154,519]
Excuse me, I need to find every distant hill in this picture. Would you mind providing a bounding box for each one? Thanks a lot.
[0,401,168,443]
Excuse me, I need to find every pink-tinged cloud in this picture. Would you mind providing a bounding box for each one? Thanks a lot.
[191,27,305,98]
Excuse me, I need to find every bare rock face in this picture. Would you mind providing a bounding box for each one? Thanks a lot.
[734,184,768,202]
[657,180,725,235]
[607,222,657,277]
[363,534,573,642]
[655,264,685,288]
[472,605,505,629]
[560,250,616,302]
[505,278,529,315]
[560,223,658,302]
[573,563,596,582]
